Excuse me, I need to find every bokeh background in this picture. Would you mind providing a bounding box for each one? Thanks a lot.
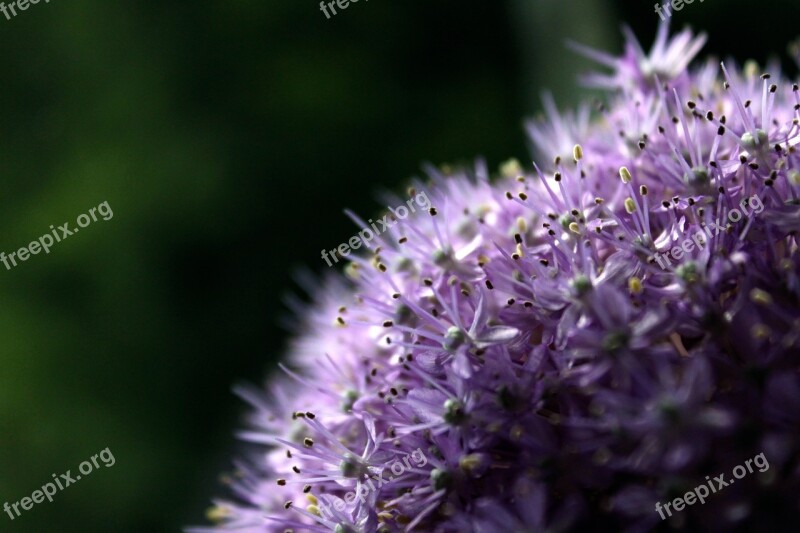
[0,0,797,531]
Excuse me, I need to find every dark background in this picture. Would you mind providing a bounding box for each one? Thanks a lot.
[0,1,796,531]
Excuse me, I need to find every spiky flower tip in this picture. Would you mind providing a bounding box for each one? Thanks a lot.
[195,22,800,533]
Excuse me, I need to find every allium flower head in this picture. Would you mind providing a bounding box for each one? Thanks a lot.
[196,21,800,532]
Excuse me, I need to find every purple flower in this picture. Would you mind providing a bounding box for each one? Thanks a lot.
[195,21,800,532]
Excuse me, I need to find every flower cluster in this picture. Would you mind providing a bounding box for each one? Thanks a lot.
[196,22,800,532]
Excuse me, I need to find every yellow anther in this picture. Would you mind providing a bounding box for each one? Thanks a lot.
[501,158,523,178]
[628,276,643,294]
[744,60,759,79]
[751,324,771,339]
[749,288,772,306]
[345,262,360,281]
[206,505,231,523]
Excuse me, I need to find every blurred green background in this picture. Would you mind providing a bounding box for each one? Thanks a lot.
[0,0,796,531]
